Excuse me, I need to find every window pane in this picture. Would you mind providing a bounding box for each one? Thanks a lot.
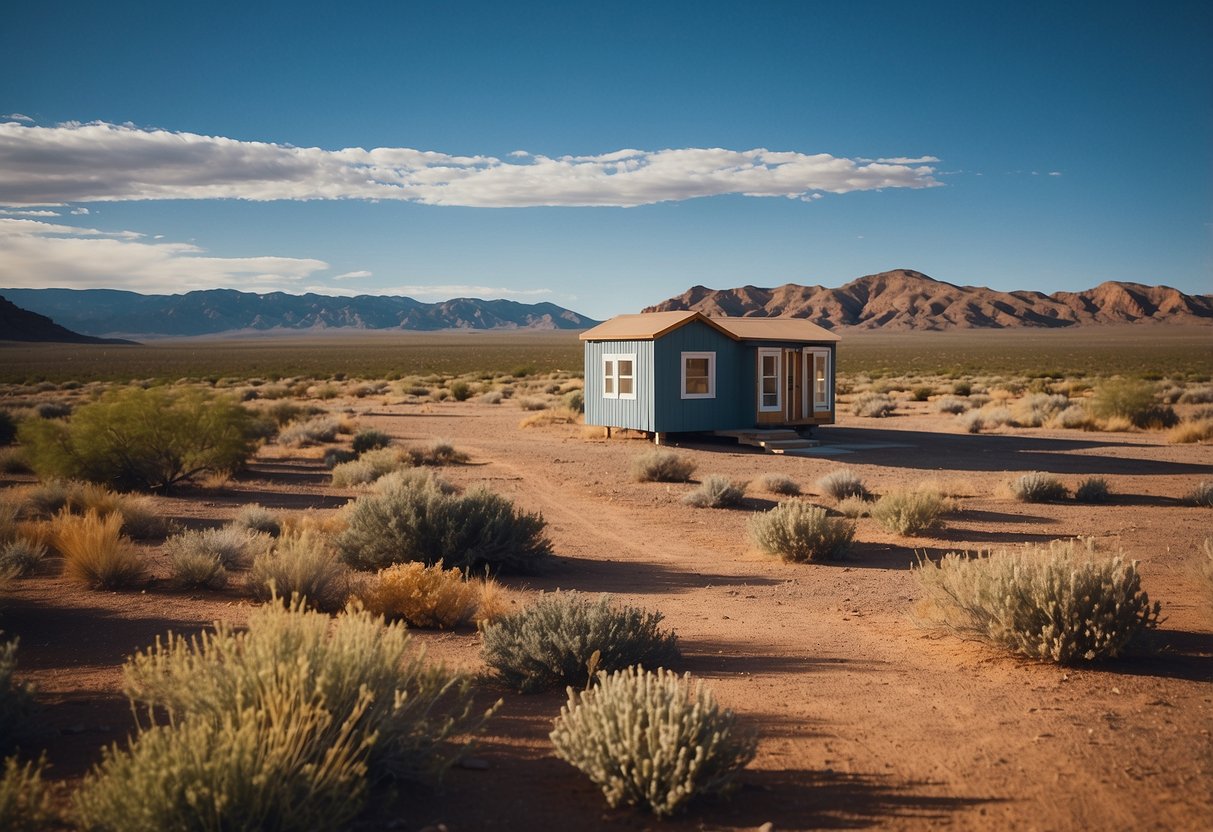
[686,358,708,377]
[686,377,709,394]
[762,392,778,407]
[762,355,776,375]
[604,377,614,395]
[762,377,777,395]
[619,359,633,377]
[619,376,633,395]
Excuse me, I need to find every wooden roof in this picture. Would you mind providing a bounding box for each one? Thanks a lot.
[580,311,840,343]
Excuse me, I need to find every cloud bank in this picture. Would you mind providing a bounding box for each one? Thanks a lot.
[0,121,940,208]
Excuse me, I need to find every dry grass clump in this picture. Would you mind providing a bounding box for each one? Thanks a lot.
[278,415,340,447]
[516,397,548,411]
[1178,386,1213,404]
[1167,418,1213,444]
[405,439,469,466]
[338,475,550,574]
[519,407,583,428]
[816,469,868,501]
[481,592,680,693]
[835,495,872,518]
[480,390,504,405]
[0,540,45,579]
[1073,477,1112,504]
[757,473,800,496]
[0,448,30,475]
[248,531,349,611]
[1054,404,1096,430]
[330,447,408,487]
[76,601,487,831]
[1010,393,1070,427]
[0,754,53,832]
[1009,471,1069,503]
[631,449,696,483]
[935,395,971,414]
[54,510,146,589]
[749,501,855,562]
[1183,481,1213,507]
[355,562,495,629]
[230,503,281,537]
[550,667,756,818]
[351,428,392,454]
[682,476,747,508]
[871,488,946,535]
[914,540,1162,663]
[850,392,895,418]
[164,526,269,590]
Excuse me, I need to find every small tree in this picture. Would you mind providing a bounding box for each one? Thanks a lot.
[19,388,260,491]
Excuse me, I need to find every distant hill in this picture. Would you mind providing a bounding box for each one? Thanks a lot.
[0,295,137,344]
[644,269,1213,330]
[0,288,600,338]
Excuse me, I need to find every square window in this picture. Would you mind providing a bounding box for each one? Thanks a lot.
[681,352,715,399]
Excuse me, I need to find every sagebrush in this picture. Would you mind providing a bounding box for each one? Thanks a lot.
[914,539,1162,663]
[631,450,696,483]
[682,476,746,508]
[0,754,53,832]
[757,473,799,496]
[248,531,349,611]
[481,593,680,693]
[749,501,854,562]
[816,469,868,501]
[871,488,946,536]
[1074,477,1111,503]
[1009,471,1069,502]
[550,667,757,818]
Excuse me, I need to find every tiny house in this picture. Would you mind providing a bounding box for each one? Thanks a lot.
[581,311,839,436]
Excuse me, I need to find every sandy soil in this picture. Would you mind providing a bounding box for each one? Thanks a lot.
[5,397,1212,831]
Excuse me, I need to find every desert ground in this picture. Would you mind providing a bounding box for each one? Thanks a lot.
[2,356,1211,831]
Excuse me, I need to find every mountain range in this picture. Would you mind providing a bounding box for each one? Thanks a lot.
[0,294,136,344]
[0,288,599,338]
[644,270,1213,329]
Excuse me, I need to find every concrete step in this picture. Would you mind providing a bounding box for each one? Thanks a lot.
[762,439,821,453]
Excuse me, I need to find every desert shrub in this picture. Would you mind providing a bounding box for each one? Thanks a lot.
[356,562,482,629]
[631,450,696,483]
[261,401,322,427]
[935,395,970,414]
[405,439,469,466]
[338,477,550,574]
[871,488,946,536]
[0,540,46,578]
[321,448,356,469]
[517,398,547,412]
[519,407,582,428]
[835,496,871,518]
[1055,404,1096,430]
[1009,472,1069,503]
[1012,393,1070,427]
[331,448,407,487]
[1074,477,1112,504]
[951,380,972,396]
[563,389,585,413]
[957,411,985,433]
[1167,418,1213,444]
[54,510,145,589]
[682,476,746,509]
[19,389,259,491]
[231,503,281,537]
[816,468,868,501]
[1184,481,1213,507]
[1091,379,1177,429]
[0,412,16,445]
[277,416,340,447]
[448,380,472,401]
[164,526,267,570]
[372,467,457,496]
[0,754,53,832]
[79,601,486,832]
[168,548,227,590]
[0,635,34,754]
[550,667,756,818]
[914,540,1162,663]
[850,392,895,417]
[34,402,71,419]
[748,501,855,562]
[480,391,504,405]
[248,531,349,611]
[757,473,800,496]
[482,593,679,693]
[1178,386,1213,404]
[911,386,933,401]
[0,448,29,475]
[351,428,392,455]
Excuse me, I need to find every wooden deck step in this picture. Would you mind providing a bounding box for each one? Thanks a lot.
[712,429,820,454]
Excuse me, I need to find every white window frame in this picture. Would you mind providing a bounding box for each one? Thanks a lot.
[757,348,782,412]
[680,351,716,400]
[602,352,636,400]
[808,347,831,412]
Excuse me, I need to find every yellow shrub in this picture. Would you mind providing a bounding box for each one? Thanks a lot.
[53,510,145,589]
[1168,419,1213,444]
[357,562,482,629]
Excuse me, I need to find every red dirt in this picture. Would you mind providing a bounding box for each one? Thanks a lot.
[5,398,1211,831]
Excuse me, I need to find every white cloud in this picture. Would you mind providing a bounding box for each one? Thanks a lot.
[1048,171,1062,176]
[0,217,328,294]
[70,206,90,214]
[378,284,553,300]
[0,121,940,208]
[859,155,941,165]
[333,269,372,280]
[1,113,33,123]
[0,208,59,217]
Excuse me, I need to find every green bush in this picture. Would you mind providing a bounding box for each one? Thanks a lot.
[912,386,934,401]
[1091,379,1178,429]
[76,600,490,832]
[18,388,259,491]
[550,667,756,818]
[248,531,349,611]
[563,389,585,413]
[0,635,34,755]
[631,450,696,483]
[0,754,53,832]
[1074,477,1112,504]
[952,380,972,396]
[871,488,946,536]
[481,593,680,693]
[682,476,746,508]
[816,469,868,500]
[914,540,1162,663]
[1009,472,1069,502]
[448,380,472,401]
[337,476,550,574]
[351,428,391,455]
[749,501,854,562]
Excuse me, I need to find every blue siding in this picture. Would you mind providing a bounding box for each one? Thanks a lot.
[583,340,655,430]
[652,322,749,432]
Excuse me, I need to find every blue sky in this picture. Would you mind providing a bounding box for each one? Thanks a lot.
[2,1,1209,320]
